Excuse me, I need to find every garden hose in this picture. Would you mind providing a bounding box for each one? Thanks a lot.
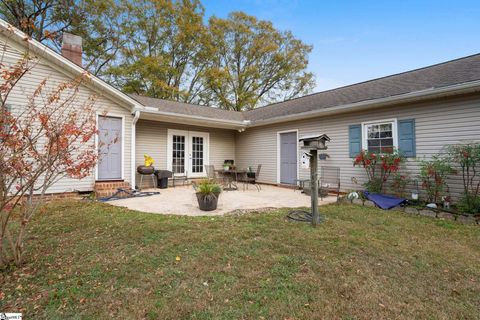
[287,209,324,223]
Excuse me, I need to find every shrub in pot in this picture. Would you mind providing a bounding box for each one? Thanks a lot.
[196,180,222,211]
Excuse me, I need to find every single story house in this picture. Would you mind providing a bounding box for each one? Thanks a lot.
[1,19,479,198]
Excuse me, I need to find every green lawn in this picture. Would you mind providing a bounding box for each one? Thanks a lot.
[1,201,479,319]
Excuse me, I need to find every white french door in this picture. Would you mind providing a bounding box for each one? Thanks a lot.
[167,129,209,178]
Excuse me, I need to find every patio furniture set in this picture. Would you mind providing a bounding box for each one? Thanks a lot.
[136,160,262,191]
[137,157,338,199]
[205,162,262,192]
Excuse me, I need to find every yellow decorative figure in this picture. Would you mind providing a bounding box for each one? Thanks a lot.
[144,154,154,167]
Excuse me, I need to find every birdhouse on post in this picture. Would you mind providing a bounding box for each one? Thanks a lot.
[299,134,330,227]
[299,134,330,150]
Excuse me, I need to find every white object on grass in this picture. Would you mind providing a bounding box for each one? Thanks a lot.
[347,192,359,200]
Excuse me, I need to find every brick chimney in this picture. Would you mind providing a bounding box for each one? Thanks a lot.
[61,33,82,67]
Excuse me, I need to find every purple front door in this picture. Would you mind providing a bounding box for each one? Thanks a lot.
[280,131,297,184]
[98,116,122,180]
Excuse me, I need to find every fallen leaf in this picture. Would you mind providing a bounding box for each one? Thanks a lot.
[175,256,181,261]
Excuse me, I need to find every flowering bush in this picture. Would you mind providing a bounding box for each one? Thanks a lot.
[446,143,480,214]
[390,173,410,198]
[0,35,98,267]
[353,150,405,193]
[419,156,455,204]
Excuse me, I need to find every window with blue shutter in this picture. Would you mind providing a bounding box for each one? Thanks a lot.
[348,124,361,158]
[398,119,416,157]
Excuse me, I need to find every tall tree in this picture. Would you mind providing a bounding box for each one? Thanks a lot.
[106,0,210,103]
[204,12,315,111]
[0,0,125,76]
[68,0,127,76]
[0,0,80,44]
[1,1,316,109]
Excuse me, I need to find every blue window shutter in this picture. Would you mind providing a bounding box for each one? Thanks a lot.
[348,124,362,158]
[398,119,416,157]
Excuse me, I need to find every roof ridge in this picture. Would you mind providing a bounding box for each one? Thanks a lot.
[244,52,480,114]
[129,94,243,115]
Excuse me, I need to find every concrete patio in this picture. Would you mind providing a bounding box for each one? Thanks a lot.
[107,184,338,216]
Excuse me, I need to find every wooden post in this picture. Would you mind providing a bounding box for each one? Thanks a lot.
[310,149,319,226]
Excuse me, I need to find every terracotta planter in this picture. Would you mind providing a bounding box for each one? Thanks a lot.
[196,192,220,211]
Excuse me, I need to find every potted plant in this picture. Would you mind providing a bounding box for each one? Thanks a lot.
[196,180,222,211]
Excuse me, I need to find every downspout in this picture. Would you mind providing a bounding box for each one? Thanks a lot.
[131,110,140,189]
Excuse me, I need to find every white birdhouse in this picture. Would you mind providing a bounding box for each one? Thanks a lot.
[301,152,310,169]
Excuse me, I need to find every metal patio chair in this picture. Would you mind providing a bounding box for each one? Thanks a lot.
[239,164,262,191]
[205,165,217,181]
[319,166,341,202]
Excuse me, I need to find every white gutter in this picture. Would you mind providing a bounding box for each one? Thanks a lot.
[134,107,247,129]
[131,110,140,188]
[133,79,480,130]
[248,80,480,127]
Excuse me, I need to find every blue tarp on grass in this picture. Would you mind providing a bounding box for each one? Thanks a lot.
[364,191,407,210]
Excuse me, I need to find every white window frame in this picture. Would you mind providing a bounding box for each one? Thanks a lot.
[95,112,125,181]
[361,118,398,152]
[276,129,300,184]
[167,129,210,178]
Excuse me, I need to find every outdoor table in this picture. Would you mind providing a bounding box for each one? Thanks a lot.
[293,178,310,193]
[215,169,247,190]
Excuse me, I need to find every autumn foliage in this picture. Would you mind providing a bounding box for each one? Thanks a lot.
[0,33,98,267]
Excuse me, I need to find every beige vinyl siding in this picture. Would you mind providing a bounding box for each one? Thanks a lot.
[135,120,236,188]
[1,35,133,194]
[235,94,480,198]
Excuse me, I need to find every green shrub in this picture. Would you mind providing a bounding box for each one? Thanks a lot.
[390,173,410,198]
[456,193,480,215]
[446,143,480,214]
[197,179,222,196]
[364,178,383,193]
[353,149,405,193]
[419,157,455,204]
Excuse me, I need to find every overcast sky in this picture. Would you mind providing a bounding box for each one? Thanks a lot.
[203,0,480,92]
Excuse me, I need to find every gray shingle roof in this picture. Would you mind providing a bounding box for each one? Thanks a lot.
[129,94,244,122]
[243,53,480,121]
[132,53,480,124]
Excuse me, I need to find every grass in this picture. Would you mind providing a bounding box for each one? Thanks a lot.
[1,201,479,319]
